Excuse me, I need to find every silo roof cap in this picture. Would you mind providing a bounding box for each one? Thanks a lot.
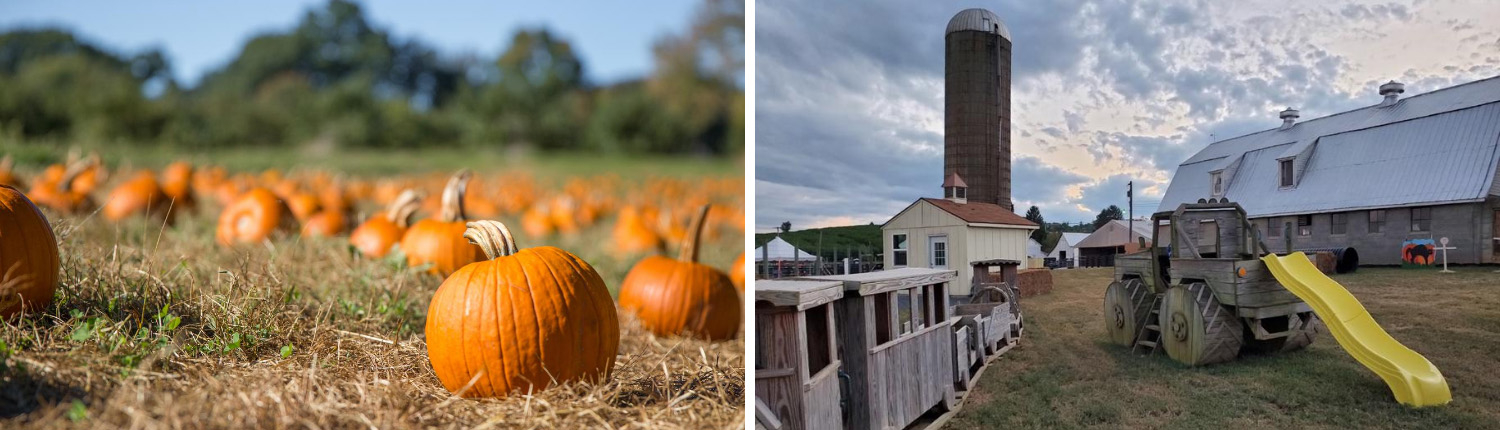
[946,8,1011,39]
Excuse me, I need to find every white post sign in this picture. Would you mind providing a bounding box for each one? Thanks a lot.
[1435,237,1457,273]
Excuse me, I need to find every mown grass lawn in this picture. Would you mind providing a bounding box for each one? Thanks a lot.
[953,267,1500,429]
[0,153,745,429]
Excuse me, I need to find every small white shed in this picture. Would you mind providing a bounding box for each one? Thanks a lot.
[880,176,1037,295]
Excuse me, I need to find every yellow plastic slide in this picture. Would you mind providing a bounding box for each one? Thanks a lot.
[1261,252,1451,407]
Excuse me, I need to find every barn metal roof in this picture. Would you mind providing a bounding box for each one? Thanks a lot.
[1159,75,1500,217]
[946,8,1011,39]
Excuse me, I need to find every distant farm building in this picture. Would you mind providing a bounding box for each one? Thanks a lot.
[1158,76,1500,265]
[881,175,1038,295]
[1046,232,1089,268]
[1074,219,1153,267]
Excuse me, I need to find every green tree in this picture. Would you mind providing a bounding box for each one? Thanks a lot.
[1093,205,1125,230]
[1024,205,1047,243]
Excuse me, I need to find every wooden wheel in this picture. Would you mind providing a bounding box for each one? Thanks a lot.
[1103,279,1152,347]
[1160,282,1243,366]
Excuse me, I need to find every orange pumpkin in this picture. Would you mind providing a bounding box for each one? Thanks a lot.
[300,209,347,238]
[350,189,422,257]
[612,206,663,255]
[216,188,293,246]
[27,160,96,215]
[0,155,22,188]
[102,171,170,222]
[400,170,482,276]
[0,185,60,318]
[425,220,620,398]
[730,252,745,292]
[617,205,741,340]
[284,191,322,222]
[160,161,196,212]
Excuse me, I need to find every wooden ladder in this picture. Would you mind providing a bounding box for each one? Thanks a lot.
[1131,294,1164,355]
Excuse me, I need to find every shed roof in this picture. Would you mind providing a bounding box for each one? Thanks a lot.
[919,198,1038,227]
[1160,75,1500,216]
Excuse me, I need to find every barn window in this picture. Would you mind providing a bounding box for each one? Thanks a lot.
[1297,215,1312,236]
[1369,210,1386,234]
[805,305,832,374]
[1279,159,1294,187]
[892,234,908,266]
[1211,172,1224,195]
[1331,212,1347,235]
[1411,207,1432,232]
[1269,217,1284,238]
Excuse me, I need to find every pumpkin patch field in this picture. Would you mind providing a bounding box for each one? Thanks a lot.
[0,149,745,428]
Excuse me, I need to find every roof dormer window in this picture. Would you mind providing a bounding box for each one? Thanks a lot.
[1279,159,1294,188]
[942,173,969,204]
[1211,172,1224,196]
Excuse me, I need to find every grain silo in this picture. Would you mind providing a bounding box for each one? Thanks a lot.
[945,8,1012,211]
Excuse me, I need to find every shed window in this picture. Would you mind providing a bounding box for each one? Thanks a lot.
[1279,159,1294,187]
[1368,210,1386,234]
[1331,212,1348,235]
[1297,215,1312,236]
[1268,217,1284,238]
[1411,207,1432,232]
[892,234,908,266]
[955,187,965,199]
[805,305,832,374]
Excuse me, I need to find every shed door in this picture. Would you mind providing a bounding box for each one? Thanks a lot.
[929,236,948,269]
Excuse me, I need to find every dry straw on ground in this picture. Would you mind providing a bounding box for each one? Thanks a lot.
[0,193,745,429]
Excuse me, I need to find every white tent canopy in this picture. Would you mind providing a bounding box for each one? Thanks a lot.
[754,237,818,262]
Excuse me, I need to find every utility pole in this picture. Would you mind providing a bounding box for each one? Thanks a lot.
[1127,181,1134,243]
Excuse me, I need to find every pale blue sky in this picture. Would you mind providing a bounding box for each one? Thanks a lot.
[0,0,699,86]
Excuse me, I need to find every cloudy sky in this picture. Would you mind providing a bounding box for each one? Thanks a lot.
[754,0,1500,231]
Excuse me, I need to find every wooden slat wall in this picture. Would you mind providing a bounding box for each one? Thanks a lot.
[803,366,842,430]
[754,309,805,429]
[868,322,954,429]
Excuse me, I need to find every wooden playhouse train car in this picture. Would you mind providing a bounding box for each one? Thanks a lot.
[755,267,1025,430]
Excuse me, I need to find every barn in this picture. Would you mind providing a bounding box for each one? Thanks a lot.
[1158,76,1500,265]
[882,174,1038,295]
[1046,232,1089,268]
[1072,219,1153,267]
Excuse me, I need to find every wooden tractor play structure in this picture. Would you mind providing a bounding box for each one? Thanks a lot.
[1103,199,1323,365]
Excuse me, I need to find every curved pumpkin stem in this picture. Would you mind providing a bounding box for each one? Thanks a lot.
[677,204,712,263]
[439,169,473,222]
[465,220,519,260]
[386,189,424,228]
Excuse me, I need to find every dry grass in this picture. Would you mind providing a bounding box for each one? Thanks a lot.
[0,176,744,429]
[954,266,1500,429]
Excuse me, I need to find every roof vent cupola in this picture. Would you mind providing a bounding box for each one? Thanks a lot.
[1278,107,1300,131]
[1379,80,1405,107]
[943,173,969,204]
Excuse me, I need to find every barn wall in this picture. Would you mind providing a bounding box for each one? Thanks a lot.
[1254,202,1488,265]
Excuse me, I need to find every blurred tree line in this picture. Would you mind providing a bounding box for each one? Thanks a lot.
[0,0,744,155]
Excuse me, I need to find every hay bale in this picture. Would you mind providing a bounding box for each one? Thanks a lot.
[1015,268,1053,297]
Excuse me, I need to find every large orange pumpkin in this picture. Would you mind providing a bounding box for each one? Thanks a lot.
[617,205,741,340]
[401,170,482,276]
[102,171,169,222]
[350,189,422,258]
[216,188,293,246]
[0,185,60,318]
[425,220,620,398]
